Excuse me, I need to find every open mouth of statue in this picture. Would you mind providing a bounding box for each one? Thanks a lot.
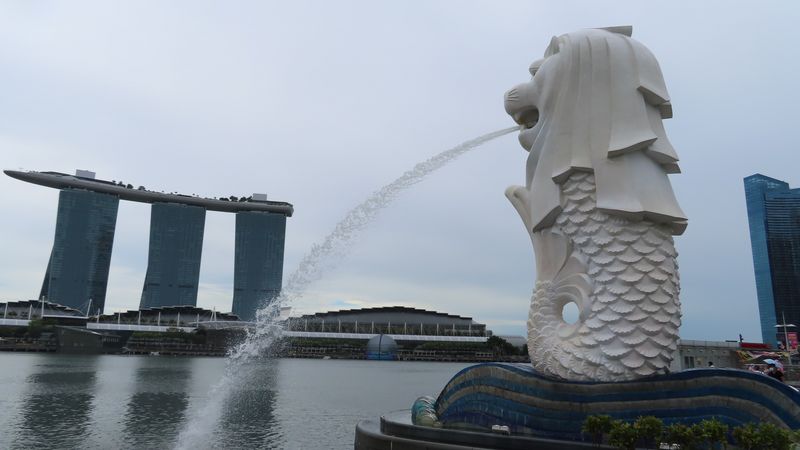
[514,107,539,130]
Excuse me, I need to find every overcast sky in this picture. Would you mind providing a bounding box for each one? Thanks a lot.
[1,1,798,340]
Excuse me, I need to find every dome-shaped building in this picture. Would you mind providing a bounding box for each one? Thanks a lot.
[366,334,397,360]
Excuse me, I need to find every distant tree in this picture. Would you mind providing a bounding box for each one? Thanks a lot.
[634,416,663,449]
[126,184,133,189]
[608,421,637,450]
[229,195,238,201]
[582,415,614,445]
[664,423,698,450]
[699,418,728,449]
[27,319,43,338]
[486,335,516,355]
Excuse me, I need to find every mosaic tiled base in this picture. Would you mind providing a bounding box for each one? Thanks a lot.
[416,363,800,441]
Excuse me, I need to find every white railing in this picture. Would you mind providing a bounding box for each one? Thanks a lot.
[87,323,195,333]
[0,318,30,326]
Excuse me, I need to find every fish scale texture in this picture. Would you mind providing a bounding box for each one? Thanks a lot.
[528,172,681,381]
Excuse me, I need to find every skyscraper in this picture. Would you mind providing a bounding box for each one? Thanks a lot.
[232,211,286,321]
[7,169,293,316]
[744,174,800,347]
[41,188,119,315]
[140,203,206,308]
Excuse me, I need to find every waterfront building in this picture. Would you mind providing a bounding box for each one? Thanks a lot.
[287,306,489,336]
[283,306,494,361]
[744,174,800,347]
[140,203,206,308]
[93,305,239,328]
[40,188,119,315]
[668,339,742,371]
[232,211,286,321]
[0,299,88,324]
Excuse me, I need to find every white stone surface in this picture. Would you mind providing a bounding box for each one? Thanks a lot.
[504,27,686,381]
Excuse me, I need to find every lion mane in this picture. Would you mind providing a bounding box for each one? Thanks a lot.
[505,26,686,236]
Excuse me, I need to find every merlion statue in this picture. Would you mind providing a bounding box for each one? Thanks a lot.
[504,26,687,381]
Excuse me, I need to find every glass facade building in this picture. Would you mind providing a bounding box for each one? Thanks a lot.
[233,211,286,321]
[40,189,119,315]
[140,203,206,308]
[744,174,800,347]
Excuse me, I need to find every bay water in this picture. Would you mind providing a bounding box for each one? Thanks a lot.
[0,353,469,449]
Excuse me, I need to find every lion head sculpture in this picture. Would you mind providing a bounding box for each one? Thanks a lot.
[504,26,686,236]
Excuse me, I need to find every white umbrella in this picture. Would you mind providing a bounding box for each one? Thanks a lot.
[764,358,785,371]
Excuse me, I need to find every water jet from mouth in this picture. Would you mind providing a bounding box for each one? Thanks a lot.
[175,126,517,448]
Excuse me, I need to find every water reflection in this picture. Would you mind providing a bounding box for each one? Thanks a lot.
[0,354,469,449]
[16,357,99,448]
[122,358,192,448]
[216,361,281,448]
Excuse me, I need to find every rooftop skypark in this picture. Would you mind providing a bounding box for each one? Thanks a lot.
[4,169,294,216]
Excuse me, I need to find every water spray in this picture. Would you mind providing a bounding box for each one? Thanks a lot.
[176,126,516,448]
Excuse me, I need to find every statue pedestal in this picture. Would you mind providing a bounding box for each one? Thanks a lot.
[421,363,800,441]
[355,363,800,448]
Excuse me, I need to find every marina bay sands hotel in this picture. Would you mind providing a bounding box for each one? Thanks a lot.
[4,169,293,321]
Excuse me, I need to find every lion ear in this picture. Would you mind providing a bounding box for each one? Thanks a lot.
[545,36,561,57]
[597,25,632,37]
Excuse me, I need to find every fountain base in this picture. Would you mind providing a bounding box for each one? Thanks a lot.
[356,363,800,449]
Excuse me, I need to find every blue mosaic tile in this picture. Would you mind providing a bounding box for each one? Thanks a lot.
[433,363,800,439]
